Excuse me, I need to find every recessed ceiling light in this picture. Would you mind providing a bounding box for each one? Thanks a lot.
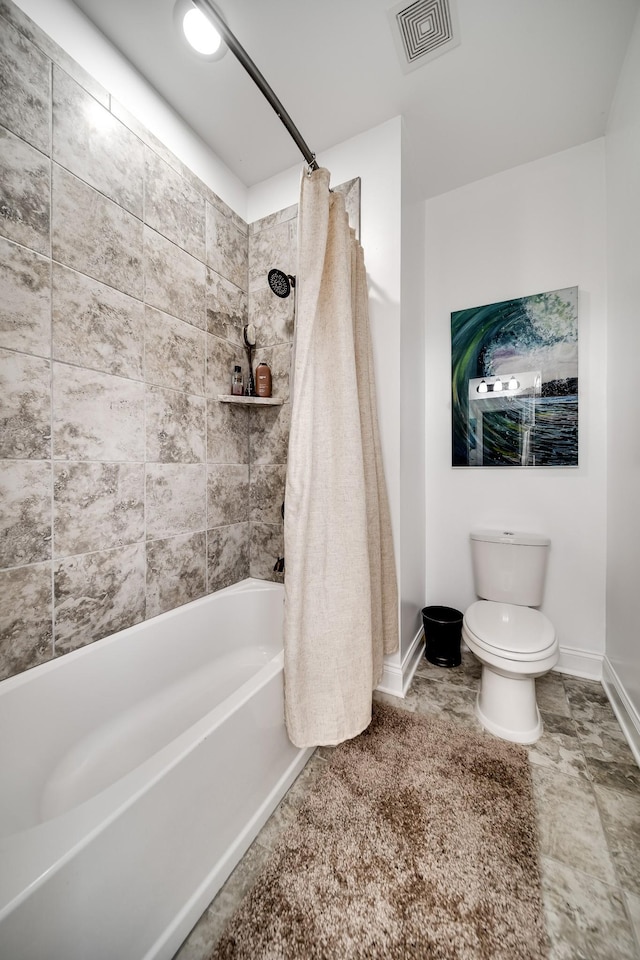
[174,0,228,61]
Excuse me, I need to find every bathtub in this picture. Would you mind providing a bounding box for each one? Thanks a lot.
[0,578,312,960]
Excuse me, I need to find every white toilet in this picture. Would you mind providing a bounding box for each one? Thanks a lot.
[462,530,559,744]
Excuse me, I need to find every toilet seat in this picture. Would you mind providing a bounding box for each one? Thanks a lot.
[463,600,556,661]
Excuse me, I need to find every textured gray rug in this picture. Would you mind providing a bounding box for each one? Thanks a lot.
[210,701,548,960]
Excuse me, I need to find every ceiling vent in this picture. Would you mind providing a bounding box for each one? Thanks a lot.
[388,0,460,73]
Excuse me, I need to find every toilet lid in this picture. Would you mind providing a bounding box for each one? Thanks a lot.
[464,601,555,655]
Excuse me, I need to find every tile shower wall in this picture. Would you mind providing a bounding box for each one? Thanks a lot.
[0,1,252,680]
[247,205,297,584]
[245,180,360,585]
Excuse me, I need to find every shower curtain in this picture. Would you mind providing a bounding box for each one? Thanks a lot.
[283,167,398,748]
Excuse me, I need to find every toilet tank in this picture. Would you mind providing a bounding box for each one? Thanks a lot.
[470,530,550,606]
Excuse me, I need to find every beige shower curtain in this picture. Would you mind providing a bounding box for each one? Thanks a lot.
[283,167,398,748]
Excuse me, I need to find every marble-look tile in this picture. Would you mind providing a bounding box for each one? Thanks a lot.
[540,855,638,960]
[373,687,416,714]
[144,226,206,329]
[0,561,53,680]
[334,177,361,238]
[54,543,145,653]
[0,126,50,255]
[52,362,145,461]
[249,521,283,583]
[0,236,51,356]
[249,285,295,349]
[531,766,618,885]
[206,268,247,345]
[207,191,248,239]
[207,400,249,464]
[206,334,245,398]
[249,202,297,236]
[573,718,640,795]
[563,677,619,733]
[0,17,51,154]
[414,648,482,689]
[207,464,249,527]
[249,401,291,466]
[248,218,296,288]
[250,463,286,524]
[144,306,205,397]
[110,97,245,236]
[52,67,144,218]
[0,459,51,568]
[252,344,292,401]
[206,202,248,292]
[52,264,145,380]
[528,712,589,780]
[144,148,206,261]
[594,783,640,896]
[207,522,250,592]
[625,891,640,949]
[0,349,51,458]
[0,1,110,108]
[146,531,206,619]
[402,674,480,727]
[537,670,572,718]
[145,386,205,463]
[52,165,143,298]
[53,461,144,558]
[145,463,206,540]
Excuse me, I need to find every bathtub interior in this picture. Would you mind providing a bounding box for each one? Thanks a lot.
[1,650,312,960]
[0,578,284,838]
[0,579,299,933]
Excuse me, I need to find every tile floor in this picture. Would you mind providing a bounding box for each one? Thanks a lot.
[174,651,640,960]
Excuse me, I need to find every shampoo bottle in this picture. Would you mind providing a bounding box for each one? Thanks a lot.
[255,362,272,398]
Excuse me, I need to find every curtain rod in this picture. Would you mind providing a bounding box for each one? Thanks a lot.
[192,0,319,172]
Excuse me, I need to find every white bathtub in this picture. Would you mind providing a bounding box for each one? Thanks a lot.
[0,578,312,960]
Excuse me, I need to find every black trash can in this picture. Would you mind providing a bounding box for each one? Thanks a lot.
[422,606,463,668]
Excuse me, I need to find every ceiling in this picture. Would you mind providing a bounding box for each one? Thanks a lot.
[69,0,639,200]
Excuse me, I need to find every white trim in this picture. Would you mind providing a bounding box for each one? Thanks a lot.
[602,658,640,768]
[553,645,603,680]
[377,628,425,697]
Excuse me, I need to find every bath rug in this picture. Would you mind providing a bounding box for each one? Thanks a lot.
[209,702,548,960]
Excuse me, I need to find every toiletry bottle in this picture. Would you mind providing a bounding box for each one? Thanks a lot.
[255,362,272,398]
[231,365,244,396]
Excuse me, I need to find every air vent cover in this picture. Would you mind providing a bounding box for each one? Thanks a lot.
[388,0,460,72]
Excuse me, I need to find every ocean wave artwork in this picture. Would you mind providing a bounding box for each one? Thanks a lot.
[452,287,578,467]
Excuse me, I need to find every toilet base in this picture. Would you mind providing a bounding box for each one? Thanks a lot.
[475,665,543,744]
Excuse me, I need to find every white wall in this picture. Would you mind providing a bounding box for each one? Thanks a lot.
[400,121,426,657]
[11,0,247,216]
[605,11,640,716]
[424,140,608,668]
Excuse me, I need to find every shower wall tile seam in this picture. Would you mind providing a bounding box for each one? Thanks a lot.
[50,257,145,306]
[0,119,49,160]
[207,265,247,297]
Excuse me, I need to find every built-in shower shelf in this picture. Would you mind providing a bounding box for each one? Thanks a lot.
[218,395,285,406]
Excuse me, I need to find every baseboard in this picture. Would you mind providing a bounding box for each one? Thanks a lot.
[602,658,640,768]
[377,627,425,698]
[554,645,603,680]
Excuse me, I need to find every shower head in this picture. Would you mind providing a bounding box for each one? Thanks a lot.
[268,269,296,299]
